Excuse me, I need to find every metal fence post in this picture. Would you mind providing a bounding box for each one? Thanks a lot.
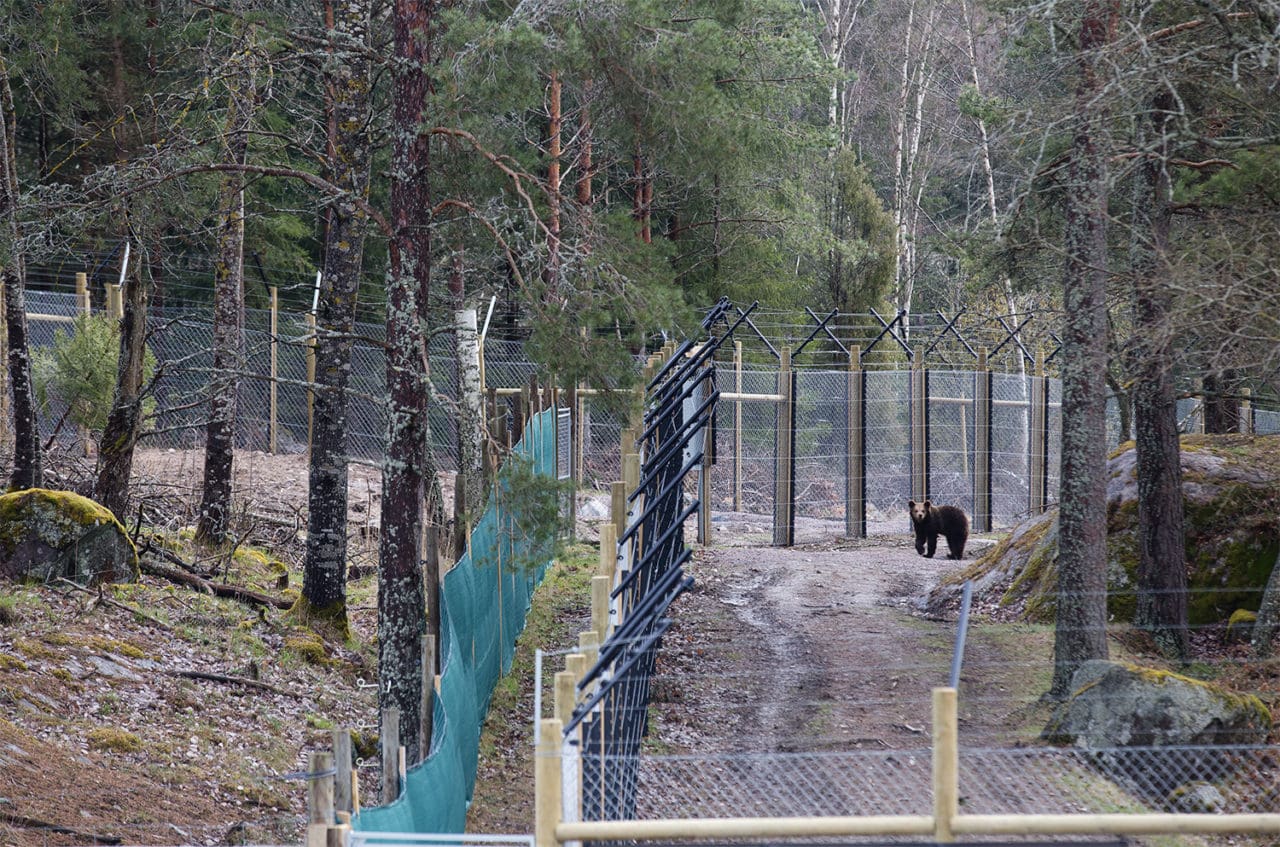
[1029,349,1047,516]
[269,286,278,454]
[305,312,317,454]
[911,345,928,503]
[733,339,743,512]
[974,348,992,533]
[773,347,794,546]
[846,346,865,538]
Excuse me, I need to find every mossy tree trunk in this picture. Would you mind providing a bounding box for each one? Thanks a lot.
[378,0,436,766]
[1051,0,1114,699]
[195,47,256,546]
[300,0,373,625]
[1131,90,1187,660]
[95,261,149,522]
[0,55,40,491]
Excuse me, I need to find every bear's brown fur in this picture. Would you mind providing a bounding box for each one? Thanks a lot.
[908,500,969,560]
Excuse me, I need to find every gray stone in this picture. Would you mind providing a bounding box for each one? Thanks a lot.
[0,489,138,586]
[1167,781,1225,813]
[1044,660,1271,793]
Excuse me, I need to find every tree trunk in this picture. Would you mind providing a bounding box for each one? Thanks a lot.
[195,61,255,546]
[300,0,373,630]
[1202,370,1240,433]
[544,70,562,297]
[1051,0,1115,699]
[379,0,436,766]
[95,261,149,521]
[0,55,40,490]
[1131,91,1187,660]
[1252,548,1280,659]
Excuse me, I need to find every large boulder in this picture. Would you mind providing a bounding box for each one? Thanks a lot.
[924,434,1280,624]
[1043,660,1271,795]
[0,489,138,585]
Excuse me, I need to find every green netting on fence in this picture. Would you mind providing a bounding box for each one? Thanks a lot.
[352,407,559,833]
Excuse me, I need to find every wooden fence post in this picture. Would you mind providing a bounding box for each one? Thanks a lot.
[611,480,627,539]
[108,283,124,321]
[1029,349,1047,516]
[733,339,743,512]
[573,383,585,485]
[269,287,279,454]
[76,272,91,455]
[534,718,563,847]
[846,346,865,539]
[554,670,576,726]
[75,271,90,314]
[974,348,993,533]
[332,730,353,816]
[380,707,400,803]
[773,346,794,547]
[420,634,436,764]
[1241,387,1253,435]
[911,345,928,504]
[592,574,611,641]
[932,687,958,843]
[305,313,317,454]
[305,751,339,847]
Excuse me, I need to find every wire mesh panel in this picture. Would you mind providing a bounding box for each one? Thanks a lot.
[957,745,1279,816]
[631,750,933,819]
[1256,408,1280,434]
[927,371,975,517]
[793,370,849,531]
[991,372,1031,527]
[864,371,910,534]
[1176,396,1202,434]
[275,315,313,454]
[149,306,215,449]
[238,307,274,452]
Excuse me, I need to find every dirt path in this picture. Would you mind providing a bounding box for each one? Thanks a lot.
[649,524,1019,757]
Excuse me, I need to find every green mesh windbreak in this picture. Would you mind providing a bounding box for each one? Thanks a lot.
[353,407,559,833]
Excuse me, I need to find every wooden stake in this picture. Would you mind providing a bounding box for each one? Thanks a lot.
[591,574,611,640]
[332,731,353,815]
[610,481,627,538]
[380,707,400,803]
[554,670,576,726]
[307,751,335,825]
[597,524,617,578]
[419,634,436,763]
[932,687,958,843]
[75,271,90,314]
[534,719,563,847]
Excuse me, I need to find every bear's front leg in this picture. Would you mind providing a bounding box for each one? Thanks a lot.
[926,536,938,558]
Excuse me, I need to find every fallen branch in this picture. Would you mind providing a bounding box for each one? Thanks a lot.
[0,810,122,844]
[141,557,292,609]
[56,578,173,631]
[165,668,301,698]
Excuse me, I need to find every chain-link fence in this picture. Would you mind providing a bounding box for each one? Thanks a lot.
[619,744,1278,821]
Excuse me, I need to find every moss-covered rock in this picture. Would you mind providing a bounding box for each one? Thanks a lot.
[1043,660,1270,795]
[0,489,138,586]
[925,434,1280,624]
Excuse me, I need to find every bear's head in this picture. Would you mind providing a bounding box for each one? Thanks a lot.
[907,499,933,525]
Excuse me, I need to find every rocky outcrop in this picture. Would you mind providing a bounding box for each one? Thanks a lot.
[924,434,1280,624]
[0,489,138,585]
[1044,660,1271,795]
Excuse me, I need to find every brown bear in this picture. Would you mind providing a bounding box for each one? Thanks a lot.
[908,500,969,560]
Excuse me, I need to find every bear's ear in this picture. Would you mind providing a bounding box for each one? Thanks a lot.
[923,500,933,509]
[907,500,916,508]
